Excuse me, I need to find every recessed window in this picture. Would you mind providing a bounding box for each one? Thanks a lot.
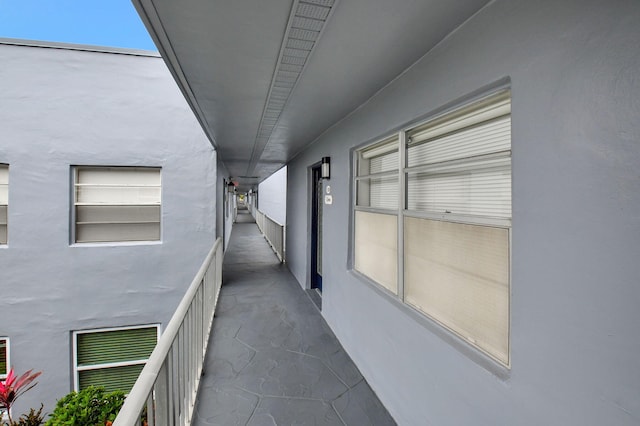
[73,325,159,393]
[353,90,511,366]
[0,165,8,244]
[0,338,9,379]
[73,167,161,243]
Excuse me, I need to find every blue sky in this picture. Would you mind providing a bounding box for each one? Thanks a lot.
[0,0,156,50]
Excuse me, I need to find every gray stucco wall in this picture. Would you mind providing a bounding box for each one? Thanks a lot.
[286,1,640,424]
[257,166,287,225]
[0,42,216,413]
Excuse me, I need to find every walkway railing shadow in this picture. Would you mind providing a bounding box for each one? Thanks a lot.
[113,237,223,426]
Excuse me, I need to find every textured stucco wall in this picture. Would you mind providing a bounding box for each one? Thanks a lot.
[286,1,640,424]
[0,42,216,413]
[257,166,287,225]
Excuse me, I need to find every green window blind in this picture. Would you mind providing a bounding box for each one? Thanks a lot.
[76,327,158,393]
[79,364,145,394]
[0,339,7,376]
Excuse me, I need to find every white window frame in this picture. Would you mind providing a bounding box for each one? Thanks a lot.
[0,164,8,245]
[72,324,160,392]
[72,166,162,244]
[351,87,512,368]
[0,337,9,380]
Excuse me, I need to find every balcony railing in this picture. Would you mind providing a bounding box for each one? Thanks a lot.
[249,206,285,262]
[113,237,223,426]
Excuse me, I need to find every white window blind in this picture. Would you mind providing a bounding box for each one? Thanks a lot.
[406,91,511,220]
[404,217,510,364]
[356,136,399,210]
[0,165,8,244]
[74,167,161,243]
[74,326,158,393]
[354,211,398,294]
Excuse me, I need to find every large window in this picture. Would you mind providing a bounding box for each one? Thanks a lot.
[353,90,511,366]
[73,167,161,243]
[73,325,159,393]
[0,165,8,244]
[0,338,9,379]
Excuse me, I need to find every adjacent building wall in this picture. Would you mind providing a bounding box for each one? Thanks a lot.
[0,41,217,413]
[257,165,287,225]
[286,1,640,424]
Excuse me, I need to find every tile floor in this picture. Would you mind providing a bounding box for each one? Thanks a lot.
[192,209,396,425]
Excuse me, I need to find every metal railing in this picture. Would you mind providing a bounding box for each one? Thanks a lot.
[113,237,224,426]
[250,207,285,262]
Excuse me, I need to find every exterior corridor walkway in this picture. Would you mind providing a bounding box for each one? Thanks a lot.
[192,210,396,425]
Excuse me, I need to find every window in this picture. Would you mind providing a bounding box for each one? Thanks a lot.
[353,90,511,366]
[73,167,161,243]
[73,325,159,393]
[0,165,8,244]
[0,338,9,379]
[354,136,399,294]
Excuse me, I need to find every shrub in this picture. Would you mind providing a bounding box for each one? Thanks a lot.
[45,387,125,426]
[14,404,45,426]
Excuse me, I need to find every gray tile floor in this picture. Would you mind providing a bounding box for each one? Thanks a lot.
[192,210,396,426]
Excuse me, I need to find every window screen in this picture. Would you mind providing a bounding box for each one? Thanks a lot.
[0,165,8,244]
[356,136,399,210]
[74,326,158,393]
[74,167,161,243]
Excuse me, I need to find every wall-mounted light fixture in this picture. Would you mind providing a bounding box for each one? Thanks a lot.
[321,156,331,179]
[227,179,236,193]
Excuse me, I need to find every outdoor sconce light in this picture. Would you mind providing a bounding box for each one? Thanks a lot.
[321,156,331,179]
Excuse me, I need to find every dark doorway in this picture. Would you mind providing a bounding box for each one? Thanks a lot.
[310,165,323,293]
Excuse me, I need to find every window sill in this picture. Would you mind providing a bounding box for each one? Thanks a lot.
[70,240,162,248]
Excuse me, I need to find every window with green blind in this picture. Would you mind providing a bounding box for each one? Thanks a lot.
[0,338,8,379]
[74,326,159,393]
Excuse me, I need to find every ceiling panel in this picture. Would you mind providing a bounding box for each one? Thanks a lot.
[134,0,490,191]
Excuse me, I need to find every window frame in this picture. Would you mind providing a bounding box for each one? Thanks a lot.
[0,164,8,245]
[72,324,160,392]
[71,166,162,244]
[350,87,512,369]
[0,337,9,380]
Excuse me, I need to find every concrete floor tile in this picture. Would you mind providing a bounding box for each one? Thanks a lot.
[193,219,395,426]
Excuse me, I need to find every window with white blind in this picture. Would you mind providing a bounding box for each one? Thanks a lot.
[0,338,9,379]
[0,165,8,245]
[73,167,161,243]
[353,89,511,367]
[354,136,399,294]
[73,325,159,393]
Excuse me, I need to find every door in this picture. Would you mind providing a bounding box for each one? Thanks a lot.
[310,166,323,292]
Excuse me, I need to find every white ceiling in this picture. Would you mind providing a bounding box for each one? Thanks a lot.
[133,0,490,191]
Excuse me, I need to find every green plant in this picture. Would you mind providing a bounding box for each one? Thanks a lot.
[45,387,125,426]
[14,404,44,426]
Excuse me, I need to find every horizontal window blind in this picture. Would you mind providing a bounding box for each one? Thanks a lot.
[0,338,7,377]
[404,217,510,365]
[74,167,161,243]
[356,136,398,210]
[76,326,158,393]
[354,211,398,294]
[0,165,7,244]
[406,91,511,220]
[79,364,145,394]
